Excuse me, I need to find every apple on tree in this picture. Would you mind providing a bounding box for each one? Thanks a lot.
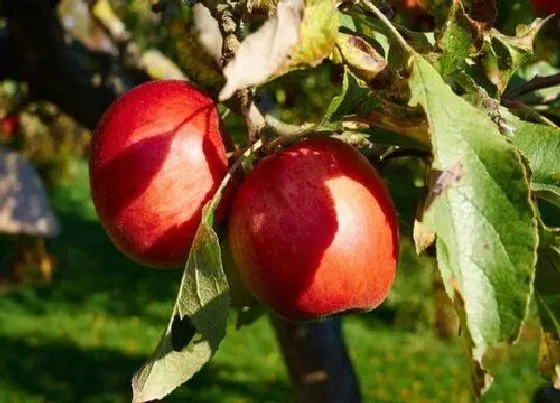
[89,81,399,322]
[0,114,19,138]
[89,80,228,268]
[531,0,560,15]
[228,138,399,321]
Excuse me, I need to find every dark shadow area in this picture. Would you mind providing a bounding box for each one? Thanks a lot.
[0,333,292,403]
[0,208,180,325]
[534,385,560,403]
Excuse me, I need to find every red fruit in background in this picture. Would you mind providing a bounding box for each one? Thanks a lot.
[1,114,19,137]
[386,0,433,29]
[388,0,428,16]
[89,80,228,268]
[531,0,560,15]
[228,138,399,321]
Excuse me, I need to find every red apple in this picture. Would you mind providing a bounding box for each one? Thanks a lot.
[228,138,399,321]
[89,80,228,268]
[388,0,431,21]
[1,114,19,137]
[531,0,560,15]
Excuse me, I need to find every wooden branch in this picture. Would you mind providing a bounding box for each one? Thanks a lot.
[206,1,265,142]
[271,315,362,403]
[504,73,560,100]
[88,0,185,82]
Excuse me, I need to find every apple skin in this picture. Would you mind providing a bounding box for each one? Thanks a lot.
[388,0,429,18]
[228,137,399,321]
[89,80,228,268]
[1,115,19,137]
[531,0,560,15]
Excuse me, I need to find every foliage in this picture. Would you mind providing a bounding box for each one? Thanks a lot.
[3,0,560,401]
[0,164,545,402]
[98,0,560,400]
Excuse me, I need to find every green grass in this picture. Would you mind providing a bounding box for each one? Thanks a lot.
[0,161,547,402]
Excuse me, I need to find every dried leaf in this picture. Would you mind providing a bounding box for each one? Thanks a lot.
[219,0,339,100]
[335,33,387,82]
[219,0,304,100]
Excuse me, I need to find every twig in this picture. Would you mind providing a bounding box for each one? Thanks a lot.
[265,122,343,151]
[203,1,265,142]
[359,0,413,55]
[88,0,185,81]
[379,146,431,164]
[504,73,560,100]
[265,116,317,138]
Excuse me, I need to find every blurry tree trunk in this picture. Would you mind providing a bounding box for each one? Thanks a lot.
[271,315,362,403]
[0,1,363,400]
[0,0,143,130]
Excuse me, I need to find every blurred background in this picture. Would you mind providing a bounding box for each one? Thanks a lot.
[0,0,558,402]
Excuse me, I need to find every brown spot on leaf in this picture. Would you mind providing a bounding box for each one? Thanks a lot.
[424,160,464,211]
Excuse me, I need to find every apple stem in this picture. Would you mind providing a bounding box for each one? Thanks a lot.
[359,0,415,56]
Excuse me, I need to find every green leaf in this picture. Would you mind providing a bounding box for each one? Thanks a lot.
[536,229,560,387]
[339,12,357,31]
[322,67,350,124]
[327,72,429,145]
[131,184,231,402]
[289,0,339,68]
[509,118,560,206]
[437,1,482,77]
[449,71,560,205]
[410,54,538,396]
[482,19,547,94]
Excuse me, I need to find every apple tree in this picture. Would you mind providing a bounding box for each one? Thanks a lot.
[125,0,560,400]
[2,0,560,402]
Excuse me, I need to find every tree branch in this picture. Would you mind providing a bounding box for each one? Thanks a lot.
[504,73,560,100]
[271,316,362,403]
[203,1,265,142]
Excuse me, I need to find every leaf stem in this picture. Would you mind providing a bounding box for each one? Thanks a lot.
[200,0,266,142]
[208,138,264,213]
[359,0,413,55]
[504,72,560,100]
